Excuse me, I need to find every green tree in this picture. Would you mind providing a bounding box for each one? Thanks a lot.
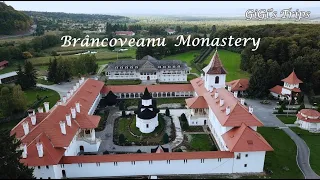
[23,61,37,89]
[165,108,170,116]
[16,64,26,90]
[122,110,126,117]
[162,133,169,144]
[47,58,57,83]
[211,25,217,33]
[0,87,12,117]
[0,129,35,179]
[22,51,33,59]
[175,25,181,33]
[119,134,125,145]
[247,56,269,98]
[180,113,187,122]
[12,85,27,113]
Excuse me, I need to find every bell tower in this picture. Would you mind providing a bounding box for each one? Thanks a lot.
[202,49,227,91]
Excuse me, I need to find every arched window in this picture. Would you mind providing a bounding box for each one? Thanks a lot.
[215,76,219,84]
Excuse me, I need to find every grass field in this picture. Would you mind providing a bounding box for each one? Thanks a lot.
[276,115,297,124]
[122,98,186,109]
[24,88,60,108]
[291,127,320,175]
[163,50,201,74]
[187,74,198,81]
[188,134,216,151]
[204,50,250,81]
[257,127,303,179]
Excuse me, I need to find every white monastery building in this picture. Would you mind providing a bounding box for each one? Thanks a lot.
[11,50,273,179]
[269,70,303,101]
[105,55,190,82]
[134,88,160,133]
[295,109,320,132]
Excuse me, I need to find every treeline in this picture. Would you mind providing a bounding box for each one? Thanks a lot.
[0,2,33,35]
[0,34,60,61]
[47,54,98,83]
[0,85,27,118]
[135,34,206,59]
[214,24,320,97]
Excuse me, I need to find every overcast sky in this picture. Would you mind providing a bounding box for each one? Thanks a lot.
[4,1,320,16]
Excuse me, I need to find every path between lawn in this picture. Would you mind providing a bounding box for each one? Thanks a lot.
[246,99,320,179]
[96,107,187,153]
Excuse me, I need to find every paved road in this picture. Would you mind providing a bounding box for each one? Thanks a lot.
[246,99,320,179]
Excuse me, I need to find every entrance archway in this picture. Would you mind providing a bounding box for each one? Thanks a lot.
[147,76,150,80]
[79,146,84,152]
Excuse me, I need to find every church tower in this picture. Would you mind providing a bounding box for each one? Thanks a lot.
[134,88,160,133]
[202,49,227,91]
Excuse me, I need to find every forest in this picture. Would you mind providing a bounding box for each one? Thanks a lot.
[214,24,320,97]
[0,2,33,35]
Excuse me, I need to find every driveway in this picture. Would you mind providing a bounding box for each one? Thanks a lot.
[245,99,320,179]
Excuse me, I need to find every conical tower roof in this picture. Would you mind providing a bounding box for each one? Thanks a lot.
[141,87,152,100]
[281,70,303,84]
[202,49,227,75]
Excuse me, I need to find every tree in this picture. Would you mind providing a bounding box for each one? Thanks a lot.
[104,91,117,106]
[211,25,217,33]
[0,87,12,117]
[247,56,269,98]
[0,129,34,179]
[180,113,187,122]
[22,51,33,59]
[175,25,181,33]
[165,108,170,116]
[162,133,169,144]
[12,85,27,113]
[47,58,57,83]
[119,101,125,110]
[136,149,142,153]
[16,64,26,90]
[193,25,198,33]
[122,110,126,117]
[23,61,37,89]
[119,134,125,145]
[174,148,183,152]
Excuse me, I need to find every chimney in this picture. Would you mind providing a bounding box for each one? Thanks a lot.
[62,96,67,103]
[76,82,80,88]
[201,73,204,79]
[70,89,74,95]
[240,98,245,105]
[36,142,43,158]
[44,102,50,112]
[214,91,219,99]
[249,106,253,114]
[73,85,77,92]
[22,143,27,158]
[38,107,44,113]
[30,115,37,126]
[59,121,66,135]
[71,107,76,119]
[226,106,231,115]
[220,99,224,107]
[81,77,85,84]
[234,91,238,98]
[67,91,71,99]
[57,100,62,105]
[66,114,71,127]
[75,102,80,113]
[228,86,231,92]
[22,121,29,135]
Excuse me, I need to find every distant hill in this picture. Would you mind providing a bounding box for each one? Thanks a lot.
[22,11,131,23]
[0,2,33,35]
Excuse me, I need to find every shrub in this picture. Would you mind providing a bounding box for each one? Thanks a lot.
[165,108,170,116]
[122,110,126,117]
[278,107,284,114]
[162,133,169,144]
[119,134,125,145]
[180,113,187,122]
[174,148,183,152]
[136,149,142,153]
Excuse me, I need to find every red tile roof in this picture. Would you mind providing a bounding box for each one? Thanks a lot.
[101,84,193,94]
[185,96,208,109]
[0,60,8,67]
[269,85,283,95]
[202,50,227,75]
[291,87,301,93]
[190,77,263,127]
[226,79,249,92]
[282,70,303,84]
[59,151,234,164]
[222,123,273,152]
[11,78,104,166]
[296,109,320,123]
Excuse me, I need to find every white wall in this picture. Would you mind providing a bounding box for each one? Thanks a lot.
[33,165,56,179]
[232,151,266,173]
[88,93,102,115]
[136,114,159,133]
[205,74,226,91]
[58,158,234,178]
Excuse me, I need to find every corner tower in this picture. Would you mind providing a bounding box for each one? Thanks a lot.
[202,49,227,91]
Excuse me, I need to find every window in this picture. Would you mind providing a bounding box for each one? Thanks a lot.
[131,161,136,165]
[135,66,138,69]
[244,164,247,167]
[85,130,90,134]
[96,163,100,166]
[60,164,65,168]
[120,66,123,69]
[46,165,49,169]
[245,154,248,157]
[114,162,118,166]
[149,160,153,164]
[78,163,82,167]
[184,159,188,163]
[167,160,170,164]
[201,159,204,163]
[218,158,221,162]
[125,66,128,69]
[130,66,133,69]
[236,153,241,159]
[215,76,219,84]
[146,124,149,128]
[115,66,118,69]
[38,166,41,169]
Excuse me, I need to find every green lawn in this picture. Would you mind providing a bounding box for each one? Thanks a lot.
[122,98,186,109]
[187,74,198,81]
[291,127,320,175]
[188,134,216,151]
[204,50,250,81]
[36,78,55,85]
[24,88,60,108]
[163,50,201,74]
[106,79,141,85]
[257,127,303,179]
[276,115,297,124]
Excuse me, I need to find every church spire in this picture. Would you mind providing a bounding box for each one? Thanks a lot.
[202,49,227,75]
[141,87,152,100]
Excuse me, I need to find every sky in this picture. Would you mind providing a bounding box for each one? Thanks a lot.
[4,1,320,16]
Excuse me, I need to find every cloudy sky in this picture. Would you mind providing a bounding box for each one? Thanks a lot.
[4,1,320,16]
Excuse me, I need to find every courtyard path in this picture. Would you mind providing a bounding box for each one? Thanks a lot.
[245,99,320,179]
